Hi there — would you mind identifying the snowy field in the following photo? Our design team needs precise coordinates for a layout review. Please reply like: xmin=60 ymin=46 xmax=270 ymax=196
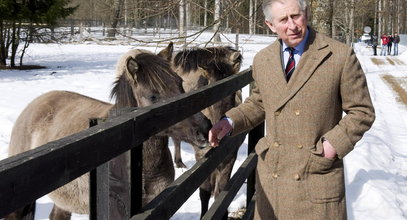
xmin=0 ymin=32 xmax=406 ymax=219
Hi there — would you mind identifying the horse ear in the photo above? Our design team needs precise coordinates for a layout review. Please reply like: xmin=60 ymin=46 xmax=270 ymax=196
xmin=126 ymin=57 xmax=139 ymax=81
xmin=158 ymin=42 xmax=174 ymax=61
xmin=229 ymin=51 xmax=242 ymax=72
xmin=199 ymin=66 xmax=210 ymax=79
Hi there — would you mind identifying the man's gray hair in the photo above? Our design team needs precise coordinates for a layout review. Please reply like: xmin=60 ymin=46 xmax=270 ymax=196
xmin=262 ymin=0 xmax=307 ymax=21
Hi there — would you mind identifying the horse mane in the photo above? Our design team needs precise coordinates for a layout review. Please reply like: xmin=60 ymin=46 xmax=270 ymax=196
xmin=174 ymin=46 xmax=239 ymax=72
xmin=173 ymin=47 xmax=242 ymax=79
xmin=110 ymin=52 xmax=183 ymax=108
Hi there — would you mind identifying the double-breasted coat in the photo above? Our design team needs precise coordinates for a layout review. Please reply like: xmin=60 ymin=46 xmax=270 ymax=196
xmin=226 ymin=28 xmax=375 ymax=219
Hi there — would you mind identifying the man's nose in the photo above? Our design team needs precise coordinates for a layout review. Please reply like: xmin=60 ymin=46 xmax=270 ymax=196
xmin=287 ymin=17 xmax=296 ymax=29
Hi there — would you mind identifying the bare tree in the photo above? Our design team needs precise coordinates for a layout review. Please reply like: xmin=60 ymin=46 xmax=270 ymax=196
xmin=345 ymin=0 xmax=355 ymax=45
xmin=310 ymin=0 xmax=333 ymax=37
xmin=179 ymin=0 xmax=187 ymax=46
xmin=249 ymin=0 xmax=254 ymax=35
xmin=213 ymin=0 xmax=221 ymax=42
xmin=378 ymin=0 xmax=383 ymax=38
xmin=107 ymin=0 xmax=125 ymax=38
xmin=204 ymin=0 xmax=208 ymax=27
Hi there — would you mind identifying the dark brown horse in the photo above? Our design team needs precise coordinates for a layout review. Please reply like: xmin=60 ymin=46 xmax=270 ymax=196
xmin=168 ymin=46 xmax=246 ymax=219
xmin=6 ymin=44 xmax=211 ymax=220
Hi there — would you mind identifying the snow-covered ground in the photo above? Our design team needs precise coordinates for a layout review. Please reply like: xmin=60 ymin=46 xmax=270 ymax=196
xmin=0 ymin=32 xmax=406 ymax=219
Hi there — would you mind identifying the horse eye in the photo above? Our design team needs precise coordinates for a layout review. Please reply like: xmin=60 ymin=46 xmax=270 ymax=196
xmin=150 ymin=95 xmax=158 ymax=102
xmin=198 ymin=76 xmax=209 ymax=86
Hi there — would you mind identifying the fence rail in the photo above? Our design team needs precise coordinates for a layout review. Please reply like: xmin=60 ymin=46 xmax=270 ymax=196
xmin=0 ymin=67 xmax=262 ymax=219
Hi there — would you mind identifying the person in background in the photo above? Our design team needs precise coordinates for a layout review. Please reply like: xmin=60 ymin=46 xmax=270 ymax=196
xmin=208 ymin=0 xmax=375 ymax=219
xmin=387 ymin=34 xmax=393 ymax=55
xmin=372 ymin=34 xmax=378 ymax=56
xmin=393 ymin=32 xmax=400 ymax=55
xmin=381 ymin=34 xmax=389 ymax=56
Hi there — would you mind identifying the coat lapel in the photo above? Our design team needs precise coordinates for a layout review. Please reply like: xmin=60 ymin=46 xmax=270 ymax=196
xmin=263 ymin=42 xmax=287 ymax=97
xmin=275 ymin=29 xmax=331 ymax=110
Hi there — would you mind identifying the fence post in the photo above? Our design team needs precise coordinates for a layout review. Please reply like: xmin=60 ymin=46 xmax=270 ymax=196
xmin=89 ymin=107 xmax=142 ymax=219
xmin=89 ymin=118 xmax=106 ymax=220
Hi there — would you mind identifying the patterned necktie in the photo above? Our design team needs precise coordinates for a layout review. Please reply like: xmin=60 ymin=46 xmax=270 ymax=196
xmin=285 ymin=47 xmax=295 ymax=81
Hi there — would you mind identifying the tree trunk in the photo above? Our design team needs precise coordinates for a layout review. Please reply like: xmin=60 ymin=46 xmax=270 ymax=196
xmin=374 ymin=0 xmax=378 ymax=36
xmin=378 ymin=0 xmax=382 ymax=40
xmin=387 ymin=0 xmax=393 ymax=34
xmin=20 ymin=25 xmax=34 ymax=66
xmin=349 ymin=0 xmax=355 ymax=44
xmin=383 ymin=0 xmax=387 ymax=34
xmin=204 ymin=0 xmax=208 ymax=27
xmin=331 ymin=0 xmax=336 ymax=39
xmin=186 ymin=0 xmax=190 ymax=30
xmin=254 ymin=0 xmax=257 ymax=34
xmin=344 ymin=0 xmax=354 ymax=45
xmin=400 ymin=1 xmax=407 ymax=34
xmin=179 ymin=0 xmax=187 ymax=47
xmin=213 ymin=0 xmax=221 ymax=42
xmin=310 ymin=0 xmax=333 ymax=37
xmin=10 ymin=22 xmax=21 ymax=68
xmin=107 ymin=0 xmax=124 ymax=38
xmin=0 ymin=20 xmax=7 ymax=68
xmin=249 ymin=0 xmax=254 ymax=35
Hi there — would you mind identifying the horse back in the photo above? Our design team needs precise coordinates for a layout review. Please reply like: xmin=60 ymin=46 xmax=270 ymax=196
xmin=8 ymin=90 xmax=113 ymax=156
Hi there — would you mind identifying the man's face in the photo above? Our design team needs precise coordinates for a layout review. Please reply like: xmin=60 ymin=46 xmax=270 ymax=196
xmin=265 ymin=0 xmax=308 ymax=47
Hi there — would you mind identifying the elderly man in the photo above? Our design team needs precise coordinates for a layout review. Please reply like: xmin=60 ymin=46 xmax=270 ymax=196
xmin=209 ymin=0 xmax=375 ymax=219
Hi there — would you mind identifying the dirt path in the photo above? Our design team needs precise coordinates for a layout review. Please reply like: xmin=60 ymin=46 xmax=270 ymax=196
xmin=371 ymin=57 xmax=405 ymax=66
xmin=382 ymin=74 xmax=407 ymax=107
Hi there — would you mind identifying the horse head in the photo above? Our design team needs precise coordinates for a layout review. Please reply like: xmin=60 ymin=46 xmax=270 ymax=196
xmin=111 ymin=45 xmax=211 ymax=148
xmin=170 ymin=46 xmax=243 ymax=124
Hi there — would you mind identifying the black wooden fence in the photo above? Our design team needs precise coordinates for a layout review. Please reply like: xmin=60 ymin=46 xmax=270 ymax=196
xmin=0 ymin=67 xmax=264 ymax=219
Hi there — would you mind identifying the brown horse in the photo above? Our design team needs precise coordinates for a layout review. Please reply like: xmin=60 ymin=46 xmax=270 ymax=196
xmin=6 ymin=44 xmax=211 ymax=220
xmin=168 ymin=46 xmax=246 ymax=219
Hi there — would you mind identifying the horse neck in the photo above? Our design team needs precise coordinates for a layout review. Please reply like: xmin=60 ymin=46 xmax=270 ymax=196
xmin=142 ymin=136 xmax=173 ymax=174
xmin=203 ymin=93 xmax=237 ymax=124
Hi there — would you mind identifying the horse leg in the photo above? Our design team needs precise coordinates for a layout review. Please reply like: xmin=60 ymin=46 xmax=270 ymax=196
xmin=199 ymin=187 xmax=211 ymax=219
xmin=212 ymin=133 xmax=246 ymax=220
xmin=172 ymin=138 xmax=187 ymax=168
xmin=4 ymin=202 xmax=36 ymax=220
xmin=214 ymin=153 xmax=238 ymax=220
xmin=49 ymin=205 xmax=71 ymax=220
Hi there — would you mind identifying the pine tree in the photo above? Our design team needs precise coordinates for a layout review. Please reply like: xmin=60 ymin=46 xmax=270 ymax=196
xmin=0 ymin=0 xmax=76 ymax=68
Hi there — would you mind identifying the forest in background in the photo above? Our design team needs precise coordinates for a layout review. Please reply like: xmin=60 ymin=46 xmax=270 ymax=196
xmin=67 ymin=0 xmax=406 ymax=43
xmin=1 ymin=0 xmax=406 ymax=68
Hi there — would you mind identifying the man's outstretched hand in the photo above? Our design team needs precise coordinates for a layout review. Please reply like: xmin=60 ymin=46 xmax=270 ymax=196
xmin=208 ymin=119 xmax=233 ymax=147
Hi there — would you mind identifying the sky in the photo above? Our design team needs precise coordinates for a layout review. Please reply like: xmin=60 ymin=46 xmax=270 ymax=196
xmin=0 ymin=32 xmax=406 ymax=220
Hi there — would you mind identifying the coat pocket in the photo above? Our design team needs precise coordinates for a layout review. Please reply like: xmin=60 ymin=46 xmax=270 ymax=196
xmin=305 ymin=149 xmax=345 ymax=203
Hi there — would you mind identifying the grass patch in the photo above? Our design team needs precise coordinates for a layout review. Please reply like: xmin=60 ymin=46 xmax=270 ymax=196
xmin=386 ymin=57 xmax=395 ymax=65
xmin=382 ymin=74 xmax=407 ymax=107
xmin=371 ymin=58 xmax=385 ymax=65
xmin=393 ymin=58 xmax=405 ymax=65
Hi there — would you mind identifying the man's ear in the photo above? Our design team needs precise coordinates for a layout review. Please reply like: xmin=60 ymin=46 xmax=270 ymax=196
xmin=265 ymin=20 xmax=276 ymax=33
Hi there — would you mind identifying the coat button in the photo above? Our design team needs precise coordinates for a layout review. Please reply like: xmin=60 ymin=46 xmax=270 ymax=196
xmin=273 ymin=142 xmax=279 ymax=147
xmin=295 ymin=110 xmax=300 ymax=115
xmin=274 ymin=111 xmax=280 ymax=116
xmin=294 ymin=174 xmax=300 ymax=181
xmin=272 ymin=173 xmax=279 ymax=179
xmin=297 ymin=144 xmax=303 ymax=149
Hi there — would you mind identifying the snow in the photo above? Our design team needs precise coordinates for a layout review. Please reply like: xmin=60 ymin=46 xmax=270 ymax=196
xmin=0 ymin=33 xmax=406 ymax=220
